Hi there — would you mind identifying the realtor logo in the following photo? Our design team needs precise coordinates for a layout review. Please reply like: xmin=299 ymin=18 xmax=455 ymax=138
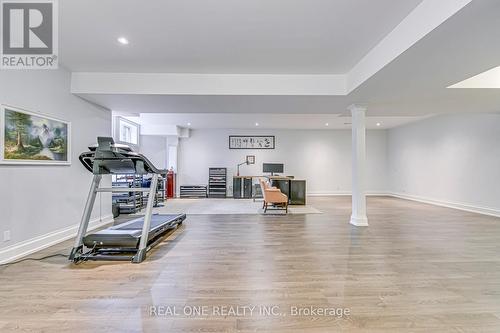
xmin=1 ymin=0 xmax=58 ymax=69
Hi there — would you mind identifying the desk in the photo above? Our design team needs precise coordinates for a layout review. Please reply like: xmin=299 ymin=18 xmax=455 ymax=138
xmin=232 ymin=176 xmax=306 ymax=205
xmin=233 ymin=175 xmax=279 ymax=199
xmin=233 ymin=176 xmax=253 ymax=198
xmin=270 ymin=178 xmax=307 ymax=205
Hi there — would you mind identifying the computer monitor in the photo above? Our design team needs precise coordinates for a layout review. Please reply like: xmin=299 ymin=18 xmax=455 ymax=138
xmin=263 ymin=163 xmax=284 ymax=176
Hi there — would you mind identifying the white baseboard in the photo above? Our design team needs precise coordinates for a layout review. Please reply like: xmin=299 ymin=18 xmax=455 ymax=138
xmin=389 ymin=192 xmax=500 ymax=218
xmin=0 ymin=214 xmax=114 ymax=264
xmin=307 ymin=191 xmax=390 ymax=197
xmin=350 ymin=215 xmax=369 ymax=226
xmin=305 ymin=191 xmax=499 ymax=218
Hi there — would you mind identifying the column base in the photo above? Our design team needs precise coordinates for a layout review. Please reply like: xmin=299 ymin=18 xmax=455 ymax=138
xmin=350 ymin=215 xmax=369 ymax=227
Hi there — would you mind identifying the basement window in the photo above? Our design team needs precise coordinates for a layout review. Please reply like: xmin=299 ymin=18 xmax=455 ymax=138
xmin=114 ymin=116 xmax=140 ymax=146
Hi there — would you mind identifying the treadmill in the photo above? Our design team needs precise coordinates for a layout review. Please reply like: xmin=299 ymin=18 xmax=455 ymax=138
xmin=69 ymin=137 xmax=186 ymax=263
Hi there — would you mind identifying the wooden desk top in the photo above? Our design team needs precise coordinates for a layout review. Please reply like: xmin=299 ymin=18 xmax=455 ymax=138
xmin=232 ymin=175 xmax=302 ymax=181
xmin=232 ymin=175 xmax=264 ymax=179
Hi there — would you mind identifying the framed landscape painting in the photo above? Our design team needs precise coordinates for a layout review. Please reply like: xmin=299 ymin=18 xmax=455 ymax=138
xmin=0 ymin=105 xmax=71 ymax=165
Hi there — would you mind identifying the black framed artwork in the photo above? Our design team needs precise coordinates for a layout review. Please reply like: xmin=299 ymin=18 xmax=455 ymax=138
xmin=229 ymin=136 xmax=275 ymax=149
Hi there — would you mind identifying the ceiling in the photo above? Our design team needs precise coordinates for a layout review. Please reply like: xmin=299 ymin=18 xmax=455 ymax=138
xmin=63 ymin=0 xmax=500 ymax=130
xmin=347 ymin=0 xmax=500 ymax=115
xmin=90 ymin=95 xmax=350 ymax=114
xmin=126 ymin=113 xmax=429 ymax=130
xmin=448 ymin=66 xmax=500 ymax=89
xmin=60 ymin=0 xmax=422 ymax=74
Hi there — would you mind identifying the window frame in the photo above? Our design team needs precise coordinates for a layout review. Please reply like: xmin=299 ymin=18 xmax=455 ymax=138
xmin=113 ymin=116 xmax=140 ymax=149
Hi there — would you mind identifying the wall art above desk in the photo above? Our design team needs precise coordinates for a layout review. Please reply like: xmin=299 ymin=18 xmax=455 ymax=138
xmin=229 ymin=135 xmax=275 ymax=149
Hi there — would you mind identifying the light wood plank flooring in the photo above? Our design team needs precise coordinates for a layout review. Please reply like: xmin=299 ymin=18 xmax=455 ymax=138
xmin=1 ymin=196 xmax=500 ymax=332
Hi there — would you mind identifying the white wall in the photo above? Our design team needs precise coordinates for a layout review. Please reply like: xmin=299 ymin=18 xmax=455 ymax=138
xmin=388 ymin=113 xmax=500 ymax=215
xmin=140 ymin=135 xmax=168 ymax=170
xmin=139 ymin=135 xmax=180 ymax=173
xmin=178 ymin=129 xmax=388 ymax=195
xmin=0 ymin=69 xmax=112 ymax=258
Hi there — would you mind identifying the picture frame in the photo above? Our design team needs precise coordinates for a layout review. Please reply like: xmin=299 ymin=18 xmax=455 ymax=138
xmin=229 ymin=135 xmax=275 ymax=149
xmin=0 ymin=105 xmax=71 ymax=165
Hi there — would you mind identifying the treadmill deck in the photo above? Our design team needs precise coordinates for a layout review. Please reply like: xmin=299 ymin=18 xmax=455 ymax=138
xmin=110 ymin=214 xmax=182 ymax=230
xmin=83 ymin=214 xmax=185 ymax=248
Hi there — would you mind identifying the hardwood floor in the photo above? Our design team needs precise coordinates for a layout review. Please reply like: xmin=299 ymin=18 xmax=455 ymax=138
xmin=1 ymin=196 xmax=500 ymax=332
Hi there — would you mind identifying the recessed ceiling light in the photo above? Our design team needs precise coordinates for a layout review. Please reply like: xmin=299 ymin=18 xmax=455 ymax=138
xmin=117 ymin=37 xmax=129 ymax=45
xmin=376 ymin=122 xmax=381 ymax=127
xmin=255 ymin=122 xmax=259 ymax=126
xmin=325 ymin=123 xmax=329 ymax=126
xmin=187 ymin=122 xmax=191 ymax=126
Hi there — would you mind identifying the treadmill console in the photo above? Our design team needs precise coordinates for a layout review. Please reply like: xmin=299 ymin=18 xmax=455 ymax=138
xmin=88 ymin=137 xmax=134 ymax=153
xmin=79 ymin=137 xmax=166 ymax=175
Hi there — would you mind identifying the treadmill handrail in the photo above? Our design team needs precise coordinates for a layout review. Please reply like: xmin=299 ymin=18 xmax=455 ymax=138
xmin=79 ymin=151 xmax=167 ymax=175
xmin=96 ymin=188 xmax=152 ymax=192
xmin=78 ymin=137 xmax=167 ymax=175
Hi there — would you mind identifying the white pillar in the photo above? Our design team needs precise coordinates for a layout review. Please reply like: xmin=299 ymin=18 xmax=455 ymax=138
xmin=166 ymin=136 xmax=179 ymax=172
xmin=349 ymin=105 xmax=369 ymax=227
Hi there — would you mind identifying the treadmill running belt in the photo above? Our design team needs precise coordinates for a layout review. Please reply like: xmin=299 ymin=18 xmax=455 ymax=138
xmin=83 ymin=214 xmax=185 ymax=249
xmin=117 ymin=215 xmax=181 ymax=230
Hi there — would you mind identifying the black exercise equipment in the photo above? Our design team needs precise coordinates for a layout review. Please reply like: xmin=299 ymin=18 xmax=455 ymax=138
xmin=69 ymin=137 xmax=185 ymax=263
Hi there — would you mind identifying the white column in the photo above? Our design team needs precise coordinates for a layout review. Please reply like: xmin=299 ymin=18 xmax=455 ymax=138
xmin=166 ymin=136 xmax=179 ymax=172
xmin=349 ymin=105 xmax=369 ymax=227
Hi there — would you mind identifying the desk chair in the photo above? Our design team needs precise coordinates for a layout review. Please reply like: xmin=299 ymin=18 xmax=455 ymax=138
xmin=259 ymin=178 xmax=288 ymax=213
